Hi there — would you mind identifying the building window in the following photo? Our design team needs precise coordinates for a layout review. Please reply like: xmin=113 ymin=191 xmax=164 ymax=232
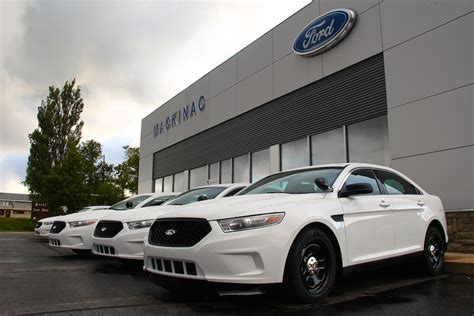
xmin=220 ymin=159 xmax=232 ymax=183
xmin=163 ymin=175 xmax=173 ymax=192
xmin=251 ymin=149 xmax=270 ymax=182
xmin=348 ymin=116 xmax=389 ymax=165
xmin=209 ymin=162 xmax=219 ymax=184
xmin=13 ymin=211 xmax=24 ymax=215
xmin=154 ymin=178 xmax=163 ymax=193
xmin=190 ymin=165 xmax=207 ymax=189
xmin=281 ymin=138 xmax=309 ymax=171
xmin=311 ymin=128 xmax=345 ymax=165
xmin=233 ymin=154 xmax=250 ymax=183
xmin=173 ymin=172 xmax=185 ymax=192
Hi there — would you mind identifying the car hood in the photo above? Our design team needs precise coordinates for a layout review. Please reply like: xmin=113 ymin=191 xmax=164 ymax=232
xmin=156 ymin=193 xmax=327 ymax=221
xmin=60 ymin=209 xmax=117 ymax=222
xmin=39 ymin=215 xmax=63 ymax=223
xmin=99 ymin=205 xmax=181 ymax=223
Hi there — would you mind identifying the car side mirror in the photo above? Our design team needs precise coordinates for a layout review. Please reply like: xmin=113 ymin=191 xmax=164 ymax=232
xmin=197 ymin=195 xmax=208 ymax=202
xmin=338 ymin=183 xmax=373 ymax=198
xmin=315 ymin=177 xmax=333 ymax=192
xmin=125 ymin=201 xmax=133 ymax=209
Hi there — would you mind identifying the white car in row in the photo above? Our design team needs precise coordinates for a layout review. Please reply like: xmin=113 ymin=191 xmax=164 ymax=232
xmin=143 ymin=163 xmax=448 ymax=303
xmin=34 ymin=206 xmax=110 ymax=237
xmin=91 ymin=184 xmax=248 ymax=260
xmin=48 ymin=193 xmax=177 ymax=255
xmin=35 ymin=216 xmax=63 ymax=237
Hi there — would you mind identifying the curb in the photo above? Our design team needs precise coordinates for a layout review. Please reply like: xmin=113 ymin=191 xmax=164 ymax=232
xmin=444 ymin=252 xmax=474 ymax=275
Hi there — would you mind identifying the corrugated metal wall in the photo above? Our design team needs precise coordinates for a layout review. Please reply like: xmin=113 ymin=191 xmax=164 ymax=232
xmin=153 ymin=53 xmax=387 ymax=179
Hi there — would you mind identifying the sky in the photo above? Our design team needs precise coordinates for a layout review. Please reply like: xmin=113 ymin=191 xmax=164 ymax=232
xmin=0 ymin=0 xmax=310 ymax=194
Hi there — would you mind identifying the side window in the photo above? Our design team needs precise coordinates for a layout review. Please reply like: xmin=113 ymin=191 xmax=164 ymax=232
xmin=373 ymin=170 xmax=419 ymax=195
xmin=344 ymin=169 xmax=380 ymax=195
xmin=223 ymin=187 xmax=244 ymax=197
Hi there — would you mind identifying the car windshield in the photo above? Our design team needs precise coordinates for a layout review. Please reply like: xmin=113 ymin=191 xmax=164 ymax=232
xmin=142 ymin=195 xmax=176 ymax=208
xmin=165 ymin=187 xmax=226 ymax=205
xmin=239 ymin=167 xmax=343 ymax=195
xmin=110 ymin=195 xmax=151 ymax=210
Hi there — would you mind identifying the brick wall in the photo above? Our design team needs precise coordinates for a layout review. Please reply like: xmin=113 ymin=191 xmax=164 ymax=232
xmin=446 ymin=211 xmax=474 ymax=254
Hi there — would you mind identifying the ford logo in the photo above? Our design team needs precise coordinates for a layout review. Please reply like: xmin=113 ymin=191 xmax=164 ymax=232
xmin=293 ymin=9 xmax=357 ymax=57
xmin=165 ymin=229 xmax=176 ymax=236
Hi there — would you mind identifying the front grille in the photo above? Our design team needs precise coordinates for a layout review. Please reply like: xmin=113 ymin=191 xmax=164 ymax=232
xmin=50 ymin=221 xmax=66 ymax=234
xmin=149 ymin=257 xmax=198 ymax=276
xmin=49 ymin=238 xmax=61 ymax=246
xmin=35 ymin=222 xmax=42 ymax=228
xmin=94 ymin=221 xmax=123 ymax=238
xmin=148 ymin=218 xmax=211 ymax=247
xmin=93 ymin=244 xmax=116 ymax=255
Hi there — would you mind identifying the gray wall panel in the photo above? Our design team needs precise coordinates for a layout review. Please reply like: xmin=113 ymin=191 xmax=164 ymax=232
xmin=153 ymin=54 xmax=387 ymax=179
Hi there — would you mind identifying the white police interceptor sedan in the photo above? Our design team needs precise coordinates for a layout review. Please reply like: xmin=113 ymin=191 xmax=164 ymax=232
xmin=92 ymin=184 xmax=248 ymax=260
xmin=48 ymin=193 xmax=177 ymax=255
xmin=143 ymin=163 xmax=447 ymax=303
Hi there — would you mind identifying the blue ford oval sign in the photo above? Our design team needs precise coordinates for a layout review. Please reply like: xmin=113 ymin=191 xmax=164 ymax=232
xmin=293 ymin=9 xmax=356 ymax=57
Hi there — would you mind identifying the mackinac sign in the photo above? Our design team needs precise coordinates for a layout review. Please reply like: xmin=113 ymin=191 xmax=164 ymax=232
xmin=153 ymin=95 xmax=206 ymax=138
xmin=293 ymin=9 xmax=357 ymax=57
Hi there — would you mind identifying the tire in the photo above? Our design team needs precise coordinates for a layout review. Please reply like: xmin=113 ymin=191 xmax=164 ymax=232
xmin=421 ymin=226 xmax=445 ymax=276
xmin=72 ymin=249 xmax=92 ymax=257
xmin=283 ymin=228 xmax=337 ymax=304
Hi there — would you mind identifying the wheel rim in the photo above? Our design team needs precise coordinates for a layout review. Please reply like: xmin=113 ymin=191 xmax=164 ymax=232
xmin=427 ymin=234 xmax=443 ymax=270
xmin=300 ymin=242 xmax=329 ymax=294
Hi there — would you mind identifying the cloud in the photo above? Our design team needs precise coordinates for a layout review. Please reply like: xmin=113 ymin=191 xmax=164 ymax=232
xmin=0 ymin=0 xmax=310 ymax=193
xmin=0 ymin=153 xmax=28 ymax=193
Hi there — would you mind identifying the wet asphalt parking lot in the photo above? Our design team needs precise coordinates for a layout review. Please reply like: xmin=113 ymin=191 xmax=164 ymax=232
xmin=0 ymin=232 xmax=473 ymax=315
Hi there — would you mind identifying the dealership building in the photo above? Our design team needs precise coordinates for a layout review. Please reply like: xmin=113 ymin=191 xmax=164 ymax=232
xmin=139 ymin=1 xmax=473 ymax=248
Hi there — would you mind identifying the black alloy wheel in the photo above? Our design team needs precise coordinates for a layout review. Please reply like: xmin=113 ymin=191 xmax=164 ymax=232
xmin=422 ymin=226 xmax=444 ymax=276
xmin=300 ymin=243 xmax=329 ymax=294
xmin=283 ymin=228 xmax=337 ymax=303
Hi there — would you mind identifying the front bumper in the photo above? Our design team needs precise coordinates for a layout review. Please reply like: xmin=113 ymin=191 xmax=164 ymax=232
xmin=48 ymin=224 xmax=95 ymax=250
xmin=35 ymin=226 xmax=52 ymax=237
xmin=92 ymin=228 xmax=147 ymax=260
xmin=143 ymin=221 xmax=290 ymax=284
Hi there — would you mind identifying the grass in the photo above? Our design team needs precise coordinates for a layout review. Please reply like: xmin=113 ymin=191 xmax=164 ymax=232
xmin=0 ymin=217 xmax=36 ymax=232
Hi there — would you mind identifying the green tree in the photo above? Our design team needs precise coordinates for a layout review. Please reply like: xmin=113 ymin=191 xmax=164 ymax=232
xmin=115 ymin=146 xmax=139 ymax=194
xmin=79 ymin=140 xmax=124 ymax=205
xmin=24 ymin=79 xmax=84 ymax=215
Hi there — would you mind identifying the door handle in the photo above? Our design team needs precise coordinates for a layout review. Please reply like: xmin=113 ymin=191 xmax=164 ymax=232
xmin=417 ymin=200 xmax=425 ymax=207
xmin=379 ymin=200 xmax=390 ymax=208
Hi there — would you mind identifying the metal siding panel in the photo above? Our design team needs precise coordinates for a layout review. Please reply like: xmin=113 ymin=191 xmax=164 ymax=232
xmin=153 ymin=54 xmax=386 ymax=179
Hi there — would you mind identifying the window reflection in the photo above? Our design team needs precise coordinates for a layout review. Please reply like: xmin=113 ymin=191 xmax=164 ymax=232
xmin=252 ymin=149 xmax=270 ymax=182
xmin=233 ymin=154 xmax=249 ymax=183
xmin=281 ymin=138 xmax=309 ymax=170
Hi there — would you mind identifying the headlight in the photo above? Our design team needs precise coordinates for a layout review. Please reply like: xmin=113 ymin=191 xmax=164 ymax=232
xmin=69 ymin=219 xmax=97 ymax=228
xmin=218 ymin=212 xmax=285 ymax=233
xmin=43 ymin=221 xmax=53 ymax=226
xmin=127 ymin=219 xmax=154 ymax=230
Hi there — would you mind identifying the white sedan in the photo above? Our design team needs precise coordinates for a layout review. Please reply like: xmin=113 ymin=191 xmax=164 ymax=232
xmin=143 ymin=163 xmax=448 ymax=303
xmin=91 ymin=184 xmax=248 ymax=260
xmin=34 ymin=216 xmax=63 ymax=237
xmin=48 ymin=193 xmax=177 ymax=255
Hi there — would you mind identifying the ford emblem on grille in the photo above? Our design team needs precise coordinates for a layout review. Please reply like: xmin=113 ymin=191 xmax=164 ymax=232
xmin=101 ymin=227 xmax=107 ymax=232
xmin=165 ymin=229 xmax=176 ymax=236
xmin=52 ymin=226 xmax=56 ymax=229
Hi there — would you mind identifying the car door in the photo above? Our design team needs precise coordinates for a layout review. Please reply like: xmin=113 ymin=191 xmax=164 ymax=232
xmin=339 ymin=168 xmax=395 ymax=265
xmin=373 ymin=169 xmax=426 ymax=254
